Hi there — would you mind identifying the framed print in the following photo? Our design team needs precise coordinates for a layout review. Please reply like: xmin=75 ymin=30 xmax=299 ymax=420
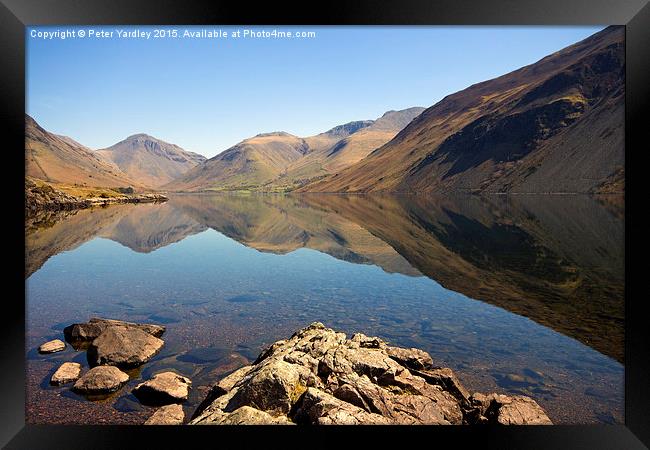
xmin=1 ymin=0 xmax=647 ymax=448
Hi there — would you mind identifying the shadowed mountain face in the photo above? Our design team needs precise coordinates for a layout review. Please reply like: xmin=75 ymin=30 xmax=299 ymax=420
xmin=26 ymin=193 xmax=623 ymax=363
xmin=300 ymin=194 xmax=624 ymax=361
xmin=97 ymin=134 xmax=206 ymax=188
xmin=25 ymin=115 xmax=136 ymax=188
xmin=304 ymin=26 xmax=624 ymax=194
xmin=165 ymin=107 xmax=425 ymax=192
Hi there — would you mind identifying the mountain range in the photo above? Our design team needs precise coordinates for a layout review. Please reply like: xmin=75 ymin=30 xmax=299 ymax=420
xmin=302 ymin=26 xmax=624 ymax=194
xmin=163 ymin=107 xmax=425 ymax=192
xmin=25 ymin=26 xmax=624 ymax=195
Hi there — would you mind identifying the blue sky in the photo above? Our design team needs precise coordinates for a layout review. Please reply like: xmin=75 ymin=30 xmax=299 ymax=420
xmin=27 ymin=26 xmax=604 ymax=158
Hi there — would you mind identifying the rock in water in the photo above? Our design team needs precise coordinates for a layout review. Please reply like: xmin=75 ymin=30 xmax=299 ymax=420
xmin=50 ymin=362 xmax=82 ymax=385
xmin=470 ymin=393 xmax=553 ymax=425
xmin=39 ymin=339 xmax=65 ymax=354
xmin=144 ymin=404 xmax=185 ymax=425
xmin=87 ymin=325 xmax=164 ymax=368
xmin=64 ymin=317 xmax=165 ymax=345
xmin=189 ymin=322 xmax=553 ymax=425
xmin=133 ymin=372 xmax=192 ymax=405
xmin=72 ymin=366 xmax=129 ymax=394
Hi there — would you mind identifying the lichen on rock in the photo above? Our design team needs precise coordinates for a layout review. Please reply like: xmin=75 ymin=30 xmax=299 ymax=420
xmin=189 ymin=322 xmax=553 ymax=425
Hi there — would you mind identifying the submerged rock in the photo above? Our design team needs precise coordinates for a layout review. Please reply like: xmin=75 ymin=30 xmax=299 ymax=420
xmin=72 ymin=366 xmax=129 ymax=395
xmin=189 ymin=322 xmax=553 ymax=425
xmin=64 ymin=318 xmax=165 ymax=345
xmin=133 ymin=372 xmax=192 ymax=405
xmin=50 ymin=362 xmax=82 ymax=385
xmin=39 ymin=339 xmax=66 ymax=354
xmin=144 ymin=404 xmax=185 ymax=425
xmin=87 ymin=325 xmax=164 ymax=368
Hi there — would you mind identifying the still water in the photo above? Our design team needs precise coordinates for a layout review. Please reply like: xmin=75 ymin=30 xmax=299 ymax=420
xmin=25 ymin=194 xmax=624 ymax=424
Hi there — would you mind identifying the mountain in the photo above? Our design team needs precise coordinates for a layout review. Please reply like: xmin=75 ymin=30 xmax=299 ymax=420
xmin=302 ymin=26 xmax=624 ymax=194
xmin=271 ymin=108 xmax=426 ymax=190
xmin=164 ymin=107 xmax=424 ymax=192
xmin=25 ymin=115 xmax=136 ymax=188
xmin=166 ymin=132 xmax=311 ymax=192
xmin=97 ymin=134 xmax=206 ymax=188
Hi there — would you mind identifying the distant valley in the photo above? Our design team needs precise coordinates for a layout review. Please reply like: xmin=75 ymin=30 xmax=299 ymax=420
xmin=164 ymin=107 xmax=425 ymax=192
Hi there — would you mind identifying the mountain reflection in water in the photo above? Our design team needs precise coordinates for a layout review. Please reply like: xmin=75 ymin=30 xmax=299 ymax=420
xmin=25 ymin=193 xmax=624 ymax=425
xmin=26 ymin=193 xmax=624 ymax=363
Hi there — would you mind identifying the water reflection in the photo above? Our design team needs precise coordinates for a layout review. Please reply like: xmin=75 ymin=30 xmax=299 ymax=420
xmin=27 ymin=194 xmax=623 ymax=362
xmin=25 ymin=193 xmax=624 ymax=424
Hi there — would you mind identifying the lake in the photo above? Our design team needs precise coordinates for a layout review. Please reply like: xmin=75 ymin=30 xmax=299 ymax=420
xmin=25 ymin=193 xmax=624 ymax=424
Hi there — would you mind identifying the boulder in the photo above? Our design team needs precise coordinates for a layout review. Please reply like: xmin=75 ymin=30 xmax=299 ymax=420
xmin=133 ymin=372 xmax=192 ymax=405
xmin=64 ymin=318 xmax=165 ymax=344
xmin=87 ymin=325 xmax=164 ymax=368
xmin=144 ymin=404 xmax=185 ymax=425
xmin=188 ymin=322 xmax=553 ymax=426
xmin=38 ymin=339 xmax=65 ymax=354
xmin=50 ymin=362 xmax=82 ymax=385
xmin=72 ymin=366 xmax=129 ymax=394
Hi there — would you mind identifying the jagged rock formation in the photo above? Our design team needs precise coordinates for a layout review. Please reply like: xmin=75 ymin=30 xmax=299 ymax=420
xmin=190 ymin=323 xmax=552 ymax=425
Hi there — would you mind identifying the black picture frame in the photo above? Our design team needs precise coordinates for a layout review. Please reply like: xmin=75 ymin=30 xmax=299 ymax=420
xmin=2 ymin=0 xmax=647 ymax=448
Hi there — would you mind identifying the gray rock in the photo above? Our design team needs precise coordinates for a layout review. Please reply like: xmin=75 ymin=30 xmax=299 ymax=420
xmin=133 ymin=371 xmax=192 ymax=405
xmin=144 ymin=404 xmax=185 ymax=425
xmin=87 ymin=325 xmax=164 ymax=368
xmin=39 ymin=339 xmax=65 ymax=354
xmin=50 ymin=362 xmax=82 ymax=385
xmin=188 ymin=322 xmax=552 ymax=425
xmin=72 ymin=365 xmax=129 ymax=394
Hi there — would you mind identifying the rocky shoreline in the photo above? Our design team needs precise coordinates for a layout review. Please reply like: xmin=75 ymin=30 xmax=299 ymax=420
xmin=25 ymin=179 xmax=167 ymax=216
xmin=38 ymin=319 xmax=552 ymax=425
